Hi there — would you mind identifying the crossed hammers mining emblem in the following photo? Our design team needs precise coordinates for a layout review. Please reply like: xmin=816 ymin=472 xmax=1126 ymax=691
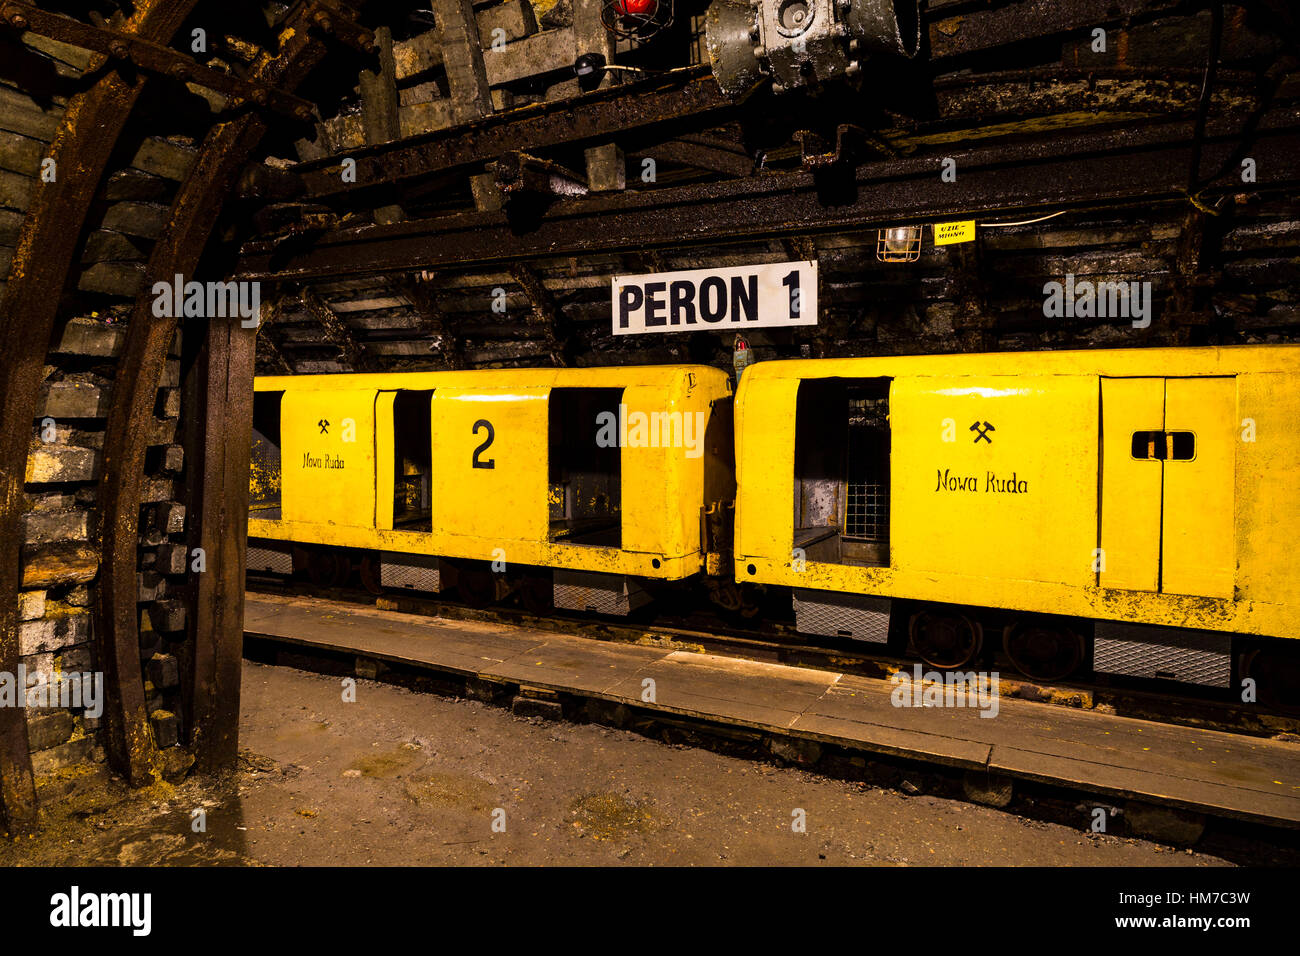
xmin=970 ymin=421 xmax=995 ymax=443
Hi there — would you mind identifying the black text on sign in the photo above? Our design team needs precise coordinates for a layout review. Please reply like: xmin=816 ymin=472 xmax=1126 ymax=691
xmin=612 ymin=261 xmax=818 ymax=335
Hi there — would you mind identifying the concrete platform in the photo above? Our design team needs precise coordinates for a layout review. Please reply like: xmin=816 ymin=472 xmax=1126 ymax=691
xmin=244 ymin=593 xmax=1300 ymax=830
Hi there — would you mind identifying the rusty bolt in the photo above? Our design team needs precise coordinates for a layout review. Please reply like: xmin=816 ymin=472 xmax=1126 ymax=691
xmin=108 ymin=39 xmax=129 ymax=58
xmin=8 ymin=12 xmax=28 ymax=30
xmin=251 ymin=88 xmax=268 ymax=105
xmin=169 ymin=63 xmax=190 ymax=81
xmin=312 ymin=12 xmax=333 ymax=32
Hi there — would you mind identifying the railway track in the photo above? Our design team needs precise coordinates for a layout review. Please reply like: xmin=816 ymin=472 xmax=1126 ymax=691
xmin=246 ymin=576 xmax=1300 ymax=742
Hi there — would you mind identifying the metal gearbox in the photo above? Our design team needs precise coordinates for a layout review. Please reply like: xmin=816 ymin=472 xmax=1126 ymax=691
xmin=706 ymin=0 xmax=920 ymax=97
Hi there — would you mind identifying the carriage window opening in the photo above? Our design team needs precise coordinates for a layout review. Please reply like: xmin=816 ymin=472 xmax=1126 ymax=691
xmin=1130 ymin=430 xmax=1195 ymax=461
xmin=393 ymin=390 xmax=433 ymax=532
xmin=549 ymin=388 xmax=623 ymax=548
xmin=792 ymin=377 xmax=891 ymax=569
xmin=1168 ymin=432 xmax=1195 ymax=460
xmin=250 ymin=391 xmax=283 ymax=520
xmin=1131 ymin=431 xmax=1162 ymax=460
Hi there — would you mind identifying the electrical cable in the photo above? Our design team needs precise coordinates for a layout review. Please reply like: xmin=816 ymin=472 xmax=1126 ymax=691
xmin=975 ymin=210 xmax=1068 ymax=228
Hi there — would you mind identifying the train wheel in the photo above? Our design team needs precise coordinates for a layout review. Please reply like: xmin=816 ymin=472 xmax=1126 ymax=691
xmin=518 ymin=573 xmax=552 ymax=616
xmin=307 ymin=549 xmax=348 ymax=588
xmin=1003 ymin=621 xmax=1085 ymax=683
xmin=456 ymin=565 xmax=497 ymax=608
xmin=911 ymin=609 xmax=982 ymax=670
xmin=358 ymin=553 xmax=383 ymax=595
xmin=1241 ymin=645 xmax=1300 ymax=713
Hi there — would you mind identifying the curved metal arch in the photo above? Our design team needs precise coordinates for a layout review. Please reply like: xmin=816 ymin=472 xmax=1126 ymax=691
xmin=0 ymin=0 xmax=199 ymax=835
xmin=96 ymin=13 xmax=330 ymax=784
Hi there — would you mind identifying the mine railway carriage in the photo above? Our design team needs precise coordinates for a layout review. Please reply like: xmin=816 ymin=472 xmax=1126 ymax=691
xmin=246 ymin=365 xmax=735 ymax=614
xmin=734 ymin=345 xmax=1300 ymax=690
xmin=246 ymin=346 xmax=1300 ymax=700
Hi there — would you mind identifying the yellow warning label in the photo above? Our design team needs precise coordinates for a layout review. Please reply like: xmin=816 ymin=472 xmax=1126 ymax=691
xmin=933 ymin=220 xmax=977 ymax=246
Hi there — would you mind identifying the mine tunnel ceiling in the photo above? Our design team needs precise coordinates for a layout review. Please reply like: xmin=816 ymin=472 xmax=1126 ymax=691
xmin=2 ymin=0 xmax=1299 ymax=379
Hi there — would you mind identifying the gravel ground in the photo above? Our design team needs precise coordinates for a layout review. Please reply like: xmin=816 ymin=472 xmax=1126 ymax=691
xmin=0 ymin=660 xmax=1244 ymax=866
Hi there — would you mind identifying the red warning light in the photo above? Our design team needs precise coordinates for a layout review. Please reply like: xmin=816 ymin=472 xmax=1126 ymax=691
xmin=601 ymin=0 xmax=672 ymax=41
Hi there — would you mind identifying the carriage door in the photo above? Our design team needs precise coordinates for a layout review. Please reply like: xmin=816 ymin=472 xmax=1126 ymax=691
xmin=1099 ymin=377 xmax=1235 ymax=599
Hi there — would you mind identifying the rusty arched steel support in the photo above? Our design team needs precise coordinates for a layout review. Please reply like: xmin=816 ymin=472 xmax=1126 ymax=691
xmin=0 ymin=0 xmax=198 ymax=834
xmin=96 ymin=13 xmax=330 ymax=783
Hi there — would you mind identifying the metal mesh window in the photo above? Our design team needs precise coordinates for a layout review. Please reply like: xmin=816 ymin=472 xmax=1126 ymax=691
xmin=845 ymin=482 xmax=889 ymax=540
xmin=844 ymin=395 xmax=889 ymax=543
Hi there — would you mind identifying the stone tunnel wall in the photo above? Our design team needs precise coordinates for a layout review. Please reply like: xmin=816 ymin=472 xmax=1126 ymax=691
xmin=2 ymin=43 xmax=204 ymax=799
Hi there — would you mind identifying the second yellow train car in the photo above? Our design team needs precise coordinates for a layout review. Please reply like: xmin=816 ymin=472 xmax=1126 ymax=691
xmin=733 ymin=345 xmax=1300 ymax=689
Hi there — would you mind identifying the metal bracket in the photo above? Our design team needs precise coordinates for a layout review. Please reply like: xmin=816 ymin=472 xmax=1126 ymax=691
xmin=290 ymin=0 xmax=378 ymax=55
xmin=795 ymin=124 xmax=867 ymax=168
xmin=489 ymin=151 xmax=590 ymax=199
xmin=0 ymin=1 xmax=317 ymax=120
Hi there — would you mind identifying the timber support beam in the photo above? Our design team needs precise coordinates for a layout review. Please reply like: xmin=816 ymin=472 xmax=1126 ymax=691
xmin=237 ymin=108 xmax=1300 ymax=280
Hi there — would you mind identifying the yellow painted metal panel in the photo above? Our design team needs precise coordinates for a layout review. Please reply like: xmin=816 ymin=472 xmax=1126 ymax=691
xmin=1162 ymin=377 xmax=1235 ymax=599
xmin=429 ymin=387 xmax=549 ymax=550
xmin=374 ymin=391 xmax=397 ymax=531
xmin=280 ymin=388 xmax=377 ymax=531
xmin=733 ymin=376 xmax=801 ymax=565
xmin=1099 ymin=377 xmax=1164 ymax=592
xmin=891 ymin=375 xmax=1098 ymax=586
xmin=620 ymin=384 xmax=687 ymax=557
xmin=1235 ymin=373 xmax=1300 ymax=609
xmin=720 ymin=345 xmax=1300 ymax=390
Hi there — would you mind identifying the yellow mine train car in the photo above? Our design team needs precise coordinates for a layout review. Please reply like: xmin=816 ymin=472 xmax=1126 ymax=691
xmin=734 ymin=345 xmax=1300 ymax=689
xmin=247 ymin=365 xmax=734 ymax=613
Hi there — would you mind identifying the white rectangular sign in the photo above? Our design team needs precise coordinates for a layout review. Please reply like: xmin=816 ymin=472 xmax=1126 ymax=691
xmin=611 ymin=260 xmax=817 ymax=335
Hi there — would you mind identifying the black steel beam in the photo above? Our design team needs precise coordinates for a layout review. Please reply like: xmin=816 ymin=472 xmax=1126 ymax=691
xmin=292 ymin=68 xmax=733 ymax=200
xmin=237 ymin=108 xmax=1300 ymax=281
xmin=928 ymin=0 xmax=1188 ymax=61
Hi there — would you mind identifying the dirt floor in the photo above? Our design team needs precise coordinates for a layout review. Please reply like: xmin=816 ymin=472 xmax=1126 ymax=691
xmin=0 ymin=660 xmax=1264 ymax=866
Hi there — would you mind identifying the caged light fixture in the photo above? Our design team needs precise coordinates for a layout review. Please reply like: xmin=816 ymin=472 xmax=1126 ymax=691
xmin=601 ymin=0 xmax=674 ymax=42
xmin=876 ymin=225 xmax=923 ymax=263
